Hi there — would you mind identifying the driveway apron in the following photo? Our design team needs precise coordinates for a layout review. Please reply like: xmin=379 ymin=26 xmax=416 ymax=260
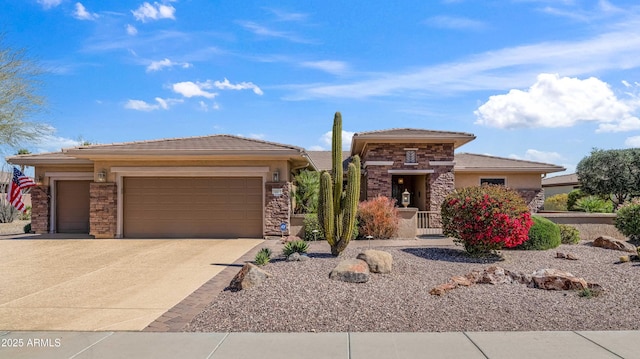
xmin=0 ymin=239 xmax=262 ymax=331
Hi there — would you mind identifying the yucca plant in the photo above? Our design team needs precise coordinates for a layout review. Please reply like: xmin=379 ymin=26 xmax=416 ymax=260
xmin=282 ymin=240 xmax=309 ymax=257
xmin=318 ymin=112 xmax=361 ymax=256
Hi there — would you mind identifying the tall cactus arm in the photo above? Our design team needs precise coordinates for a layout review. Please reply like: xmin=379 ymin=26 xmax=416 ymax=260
xmin=340 ymin=155 xmax=361 ymax=242
xmin=318 ymin=170 xmax=335 ymax=246
xmin=332 ymin=112 xmax=343 ymax=216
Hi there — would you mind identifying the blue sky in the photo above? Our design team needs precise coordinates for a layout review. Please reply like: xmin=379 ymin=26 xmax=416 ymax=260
xmin=3 ymin=0 xmax=640 ymax=175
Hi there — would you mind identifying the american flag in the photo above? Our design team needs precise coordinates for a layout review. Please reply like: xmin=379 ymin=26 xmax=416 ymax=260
xmin=7 ymin=167 xmax=36 ymax=213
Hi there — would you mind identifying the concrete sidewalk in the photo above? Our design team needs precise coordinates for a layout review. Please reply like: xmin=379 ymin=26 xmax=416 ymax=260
xmin=1 ymin=331 xmax=637 ymax=359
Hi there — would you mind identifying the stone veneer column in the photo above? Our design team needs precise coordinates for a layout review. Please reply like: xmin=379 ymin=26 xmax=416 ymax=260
xmin=264 ymin=182 xmax=291 ymax=237
xmin=89 ymin=182 xmax=117 ymax=239
xmin=517 ymin=188 xmax=544 ymax=213
xmin=30 ymin=185 xmax=50 ymax=234
xmin=365 ymin=166 xmax=393 ymax=200
xmin=428 ymin=168 xmax=454 ymax=226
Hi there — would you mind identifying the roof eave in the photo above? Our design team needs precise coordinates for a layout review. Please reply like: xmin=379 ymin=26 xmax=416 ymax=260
xmin=455 ymin=166 xmax=566 ymax=173
xmin=351 ymin=135 xmax=476 ymax=155
xmin=64 ymin=149 xmax=305 ymax=159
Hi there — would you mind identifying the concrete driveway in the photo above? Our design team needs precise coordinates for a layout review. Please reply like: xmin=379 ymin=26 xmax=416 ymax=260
xmin=0 ymin=239 xmax=262 ymax=331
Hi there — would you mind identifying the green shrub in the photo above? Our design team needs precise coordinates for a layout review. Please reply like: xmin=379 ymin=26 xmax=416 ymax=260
xmin=544 ymin=194 xmax=568 ymax=211
xmin=357 ymin=196 xmax=399 ymax=239
xmin=441 ymin=185 xmax=532 ymax=255
xmin=567 ymin=189 xmax=586 ymax=211
xmin=303 ymin=214 xmax=324 ymax=241
xmin=18 ymin=206 xmax=31 ymax=221
xmin=558 ymin=224 xmax=581 ymax=244
xmin=23 ymin=223 xmax=31 ymax=233
xmin=518 ymin=216 xmax=561 ymax=250
xmin=254 ymin=248 xmax=272 ymax=266
xmin=283 ymin=240 xmax=309 ymax=257
xmin=575 ymin=196 xmax=614 ymax=213
xmin=615 ymin=198 xmax=640 ymax=241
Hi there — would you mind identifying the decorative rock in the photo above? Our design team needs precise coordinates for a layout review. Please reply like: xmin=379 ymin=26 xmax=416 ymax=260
xmin=450 ymin=275 xmax=473 ymax=287
xmin=593 ymin=236 xmax=637 ymax=253
xmin=556 ymin=252 xmax=566 ymax=259
xmin=566 ymin=253 xmax=579 ymax=261
xmin=531 ymin=268 xmax=588 ymax=290
xmin=429 ymin=282 xmax=457 ymax=296
xmin=356 ymin=250 xmax=393 ymax=274
xmin=228 ymin=263 xmax=272 ymax=291
xmin=329 ymin=259 xmax=370 ymax=283
xmin=286 ymin=253 xmax=309 ymax=262
xmin=478 ymin=266 xmax=514 ymax=285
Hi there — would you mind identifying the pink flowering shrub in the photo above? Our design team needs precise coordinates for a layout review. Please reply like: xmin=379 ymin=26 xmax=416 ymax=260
xmin=441 ymin=185 xmax=533 ymax=255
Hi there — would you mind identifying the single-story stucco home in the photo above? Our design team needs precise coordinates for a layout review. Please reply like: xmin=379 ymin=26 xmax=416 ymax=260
xmin=541 ymin=173 xmax=580 ymax=197
xmin=7 ymin=128 xmax=564 ymax=239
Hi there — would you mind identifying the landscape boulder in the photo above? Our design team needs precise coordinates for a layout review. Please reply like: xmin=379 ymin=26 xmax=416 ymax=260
xmin=593 ymin=236 xmax=637 ymax=253
xmin=329 ymin=259 xmax=370 ymax=283
xmin=530 ymin=268 xmax=588 ymax=290
xmin=228 ymin=263 xmax=272 ymax=291
xmin=356 ymin=250 xmax=393 ymax=273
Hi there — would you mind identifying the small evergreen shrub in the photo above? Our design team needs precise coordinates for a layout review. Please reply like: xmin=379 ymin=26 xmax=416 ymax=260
xmin=567 ymin=189 xmax=586 ymax=211
xmin=558 ymin=224 xmax=581 ymax=244
xmin=544 ymin=194 xmax=568 ymax=211
xmin=441 ymin=185 xmax=533 ymax=255
xmin=283 ymin=240 xmax=309 ymax=257
xmin=518 ymin=216 xmax=561 ymax=250
xmin=357 ymin=196 xmax=400 ymax=239
xmin=303 ymin=214 xmax=324 ymax=241
xmin=575 ymin=196 xmax=614 ymax=213
xmin=615 ymin=198 xmax=640 ymax=241
xmin=254 ymin=248 xmax=272 ymax=266
xmin=24 ymin=223 xmax=31 ymax=233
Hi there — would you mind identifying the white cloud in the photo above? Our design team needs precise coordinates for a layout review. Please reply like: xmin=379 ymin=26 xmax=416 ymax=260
xmin=126 ymin=24 xmax=138 ymax=35
xmin=35 ymin=135 xmax=82 ymax=153
xmin=213 ymin=78 xmax=263 ymax=95
xmin=124 ymin=97 xmax=182 ymax=111
xmin=198 ymin=101 xmax=220 ymax=112
xmin=73 ymin=3 xmax=98 ymax=20
xmin=291 ymin=19 xmax=640 ymax=99
xmin=510 ymin=149 xmax=574 ymax=172
xmin=474 ymin=73 xmax=640 ymax=132
xmin=146 ymin=58 xmax=192 ymax=72
xmin=267 ymin=9 xmax=308 ymax=22
xmin=37 ymin=0 xmax=62 ymax=9
xmin=237 ymin=21 xmax=312 ymax=43
xmin=321 ymin=130 xmax=355 ymax=151
xmin=307 ymin=145 xmax=324 ymax=151
xmin=172 ymin=82 xmax=217 ymax=99
xmin=424 ymin=15 xmax=486 ymax=30
xmin=300 ymin=61 xmax=349 ymax=75
xmin=624 ymin=136 xmax=640 ymax=147
xmin=132 ymin=2 xmax=176 ymax=22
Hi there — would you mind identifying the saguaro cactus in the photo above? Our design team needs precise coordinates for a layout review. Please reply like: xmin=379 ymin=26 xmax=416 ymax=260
xmin=318 ymin=112 xmax=361 ymax=256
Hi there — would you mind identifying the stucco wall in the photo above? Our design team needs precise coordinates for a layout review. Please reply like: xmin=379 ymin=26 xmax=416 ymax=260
xmin=455 ymin=172 xmax=542 ymax=189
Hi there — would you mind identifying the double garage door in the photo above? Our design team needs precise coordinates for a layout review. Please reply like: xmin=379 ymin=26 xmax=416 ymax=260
xmin=123 ymin=177 xmax=263 ymax=238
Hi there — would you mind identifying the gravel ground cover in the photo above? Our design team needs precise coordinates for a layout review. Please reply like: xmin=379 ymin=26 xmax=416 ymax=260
xmin=186 ymin=239 xmax=640 ymax=333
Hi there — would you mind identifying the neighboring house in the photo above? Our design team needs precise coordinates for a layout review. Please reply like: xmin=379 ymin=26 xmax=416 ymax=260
xmin=7 ymin=128 xmax=564 ymax=238
xmin=541 ymin=173 xmax=580 ymax=197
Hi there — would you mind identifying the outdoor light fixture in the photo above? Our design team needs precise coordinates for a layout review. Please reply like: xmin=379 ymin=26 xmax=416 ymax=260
xmin=402 ymin=189 xmax=410 ymax=208
xmin=398 ymin=178 xmax=404 ymax=185
xmin=97 ymin=169 xmax=107 ymax=182
xmin=272 ymin=169 xmax=279 ymax=182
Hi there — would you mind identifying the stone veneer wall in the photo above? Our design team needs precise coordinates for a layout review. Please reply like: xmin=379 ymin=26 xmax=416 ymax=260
xmin=30 ymin=185 xmax=49 ymax=234
xmin=517 ymin=188 xmax=544 ymax=213
xmin=89 ymin=183 xmax=117 ymax=239
xmin=363 ymin=143 xmax=455 ymax=213
xmin=264 ymin=182 xmax=291 ymax=236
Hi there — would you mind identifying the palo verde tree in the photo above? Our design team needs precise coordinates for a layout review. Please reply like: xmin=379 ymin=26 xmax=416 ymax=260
xmin=318 ymin=112 xmax=361 ymax=256
xmin=576 ymin=148 xmax=640 ymax=207
xmin=0 ymin=34 xmax=52 ymax=148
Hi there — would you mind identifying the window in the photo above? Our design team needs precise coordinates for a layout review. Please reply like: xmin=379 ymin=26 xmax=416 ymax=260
xmin=480 ymin=178 xmax=505 ymax=186
xmin=405 ymin=150 xmax=417 ymax=164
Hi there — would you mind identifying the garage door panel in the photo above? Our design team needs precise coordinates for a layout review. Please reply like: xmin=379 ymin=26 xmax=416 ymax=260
xmin=124 ymin=177 xmax=263 ymax=238
xmin=56 ymin=181 xmax=91 ymax=233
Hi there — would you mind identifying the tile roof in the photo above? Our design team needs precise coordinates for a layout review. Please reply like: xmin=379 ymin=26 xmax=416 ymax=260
xmin=542 ymin=173 xmax=579 ymax=186
xmin=454 ymin=153 xmax=565 ymax=173
xmin=66 ymin=134 xmax=305 ymax=153
xmin=353 ymin=128 xmax=475 ymax=138
xmin=305 ymin=151 xmax=351 ymax=171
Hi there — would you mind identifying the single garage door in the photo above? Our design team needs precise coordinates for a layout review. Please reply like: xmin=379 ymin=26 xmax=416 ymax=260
xmin=56 ymin=180 xmax=91 ymax=233
xmin=123 ymin=177 xmax=263 ymax=238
